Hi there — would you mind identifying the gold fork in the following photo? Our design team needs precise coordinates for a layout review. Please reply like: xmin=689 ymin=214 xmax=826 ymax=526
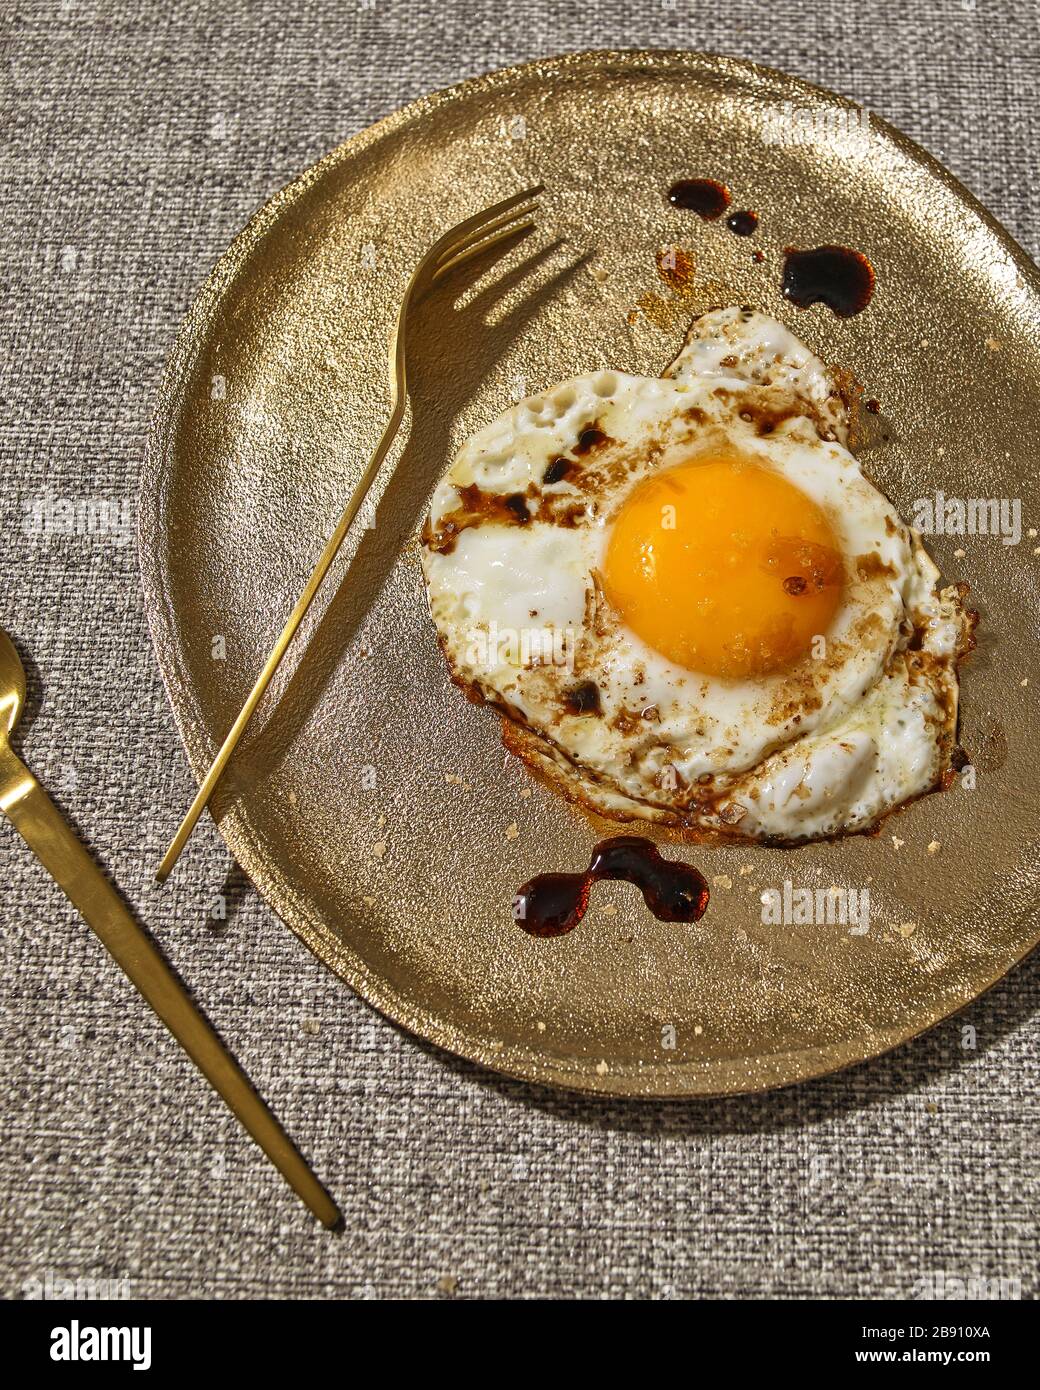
xmin=157 ymin=184 xmax=544 ymax=881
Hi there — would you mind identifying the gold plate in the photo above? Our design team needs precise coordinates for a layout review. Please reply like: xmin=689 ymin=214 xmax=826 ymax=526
xmin=140 ymin=51 xmax=1040 ymax=1097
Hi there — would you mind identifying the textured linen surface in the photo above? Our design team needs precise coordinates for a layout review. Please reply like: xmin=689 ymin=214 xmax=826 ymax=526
xmin=1 ymin=0 xmax=1038 ymax=1301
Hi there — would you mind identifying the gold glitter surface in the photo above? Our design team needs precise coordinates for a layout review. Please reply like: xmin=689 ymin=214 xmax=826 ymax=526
xmin=140 ymin=51 xmax=1040 ymax=1096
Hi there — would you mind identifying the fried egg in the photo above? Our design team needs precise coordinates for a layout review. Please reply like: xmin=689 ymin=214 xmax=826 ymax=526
xmin=663 ymin=305 xmax=854 ymax=445
xmin=420 ymin=310 xmax=974 ymax=843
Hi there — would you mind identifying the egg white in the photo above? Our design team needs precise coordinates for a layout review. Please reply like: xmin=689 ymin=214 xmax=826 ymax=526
xmin=421 ymin=314 xmax=973 ymax=842
xmin=664 ymin=305 xmax=854 ymax=444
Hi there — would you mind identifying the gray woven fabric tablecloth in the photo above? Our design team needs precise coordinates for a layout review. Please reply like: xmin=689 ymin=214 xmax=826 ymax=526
xmin=1 ymin=0 xmax=1038 ymax=1302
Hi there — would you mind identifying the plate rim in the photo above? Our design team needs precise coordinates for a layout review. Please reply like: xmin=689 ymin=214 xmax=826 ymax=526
xmin=139 ymin=47 xmax=1040 ymax=1098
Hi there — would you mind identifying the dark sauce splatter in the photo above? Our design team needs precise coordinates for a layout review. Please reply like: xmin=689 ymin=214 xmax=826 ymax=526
xmin=563 ymin=680 xmax=601 ymax=716
xmin=782 ymin=245 xmax=875 ymax=318
xmin=726 ymin=209 xmax=758 ymax=236
xmin=423 ymin=482 xmax=531 ymax=555
xmin=573 ymin=425 xmax=608 ymax=455
xmin=950 ymin=745 xmax=970 ymax=772
xmin=543 ymin=455 xmax=575 ymax=484
xmin=865 ymin=397 xmax=881 ymax=414
xmin=752 ymin=248 xmax=766 ymax=264
xmin=515 ymin=836 xmax=710 ymax=939
xmin=668 ymin=178 xmax=731 ymax=220
xmin=656 ymin=245 xmax=695 ymax=290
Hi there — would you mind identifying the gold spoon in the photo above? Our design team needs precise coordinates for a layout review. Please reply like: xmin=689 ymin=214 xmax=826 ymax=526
xmin=0 ymin=627 xmax=340 ymax=1228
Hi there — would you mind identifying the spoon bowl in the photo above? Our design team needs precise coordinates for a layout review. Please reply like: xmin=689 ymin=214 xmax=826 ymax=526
xmin=0 ymin=628 xmax=26 ymax=741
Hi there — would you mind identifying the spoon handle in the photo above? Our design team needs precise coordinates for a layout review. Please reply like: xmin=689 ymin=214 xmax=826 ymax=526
xmin=0 ymin=744 xmax=341 ymax=1229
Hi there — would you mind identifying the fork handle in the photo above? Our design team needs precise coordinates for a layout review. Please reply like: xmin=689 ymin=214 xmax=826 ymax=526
xmin=157 ymin=401 xmax=405 ymax=881
xmin=0 ymin=743 xmax=340 ymax=1227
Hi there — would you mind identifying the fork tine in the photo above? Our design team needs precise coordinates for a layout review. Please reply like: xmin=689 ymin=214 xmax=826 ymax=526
xmin=424 ymin=184 xmax=545 ymax=265
xmin=432 ymin=199 xmax=540 ymax=272
xmin=431 ymin=219 xmax=537 ymax=284
xmin=431 ymin=209 xmax=539 ymax=282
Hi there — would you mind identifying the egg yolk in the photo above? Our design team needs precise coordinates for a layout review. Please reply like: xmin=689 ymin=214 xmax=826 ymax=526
xmin=602 ymin=454 xmax=844 ymax=679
